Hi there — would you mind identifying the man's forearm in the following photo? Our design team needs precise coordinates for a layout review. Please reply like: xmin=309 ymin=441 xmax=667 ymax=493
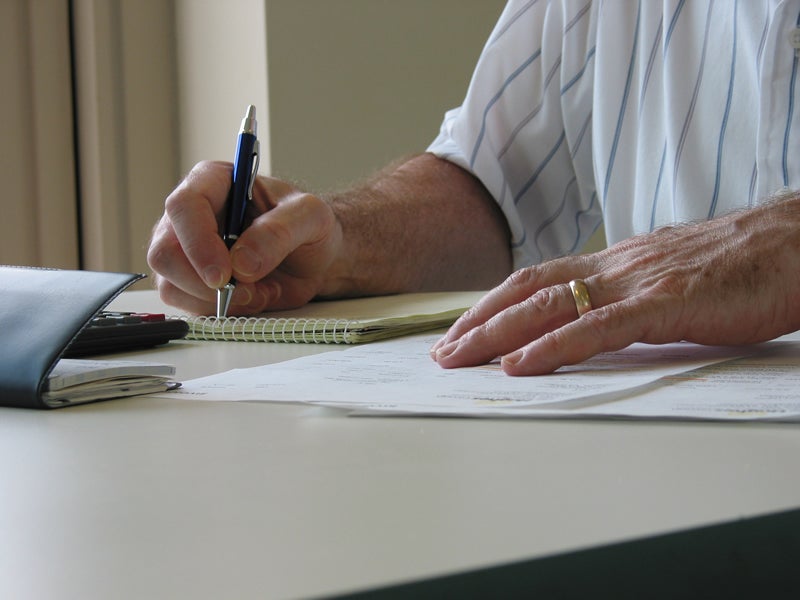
xmin=323 ymin=153 xmax=512 ymax=296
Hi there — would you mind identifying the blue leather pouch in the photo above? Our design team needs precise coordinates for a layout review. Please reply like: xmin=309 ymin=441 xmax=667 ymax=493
xmin=0 ymin=266 xmax=143 ymax=408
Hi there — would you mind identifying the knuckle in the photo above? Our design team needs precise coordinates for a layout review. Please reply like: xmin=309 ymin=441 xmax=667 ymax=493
xmin=164 ymin=190 xmax=191 ymax=221
xmin=296 ymin=191 xmax=322 ymax=208
xmin=502 ymin=268 xmax=547 ymax=300
xmin=651 ymin=273 xmax=685 ymax=296
xmin=294 ymin=192 xmax=332 ymax=226
xmin=578 ymin=308 xmax=608 ymax=339
xmin=506 ymin=267 xmax=540 ymax=290
xmin=186 ymin=160 xmax=228 ymax=185
xmin=458 ymin=304 xmax=481 ymax=325
xmin=193 ymin=159 xmax=219 ymax=173
xmin=524 ymin=285 xmax=560 ymax=311
xmin=542 ymin=327 xmax=572 ymax=355
xmin=155 ymin=278 xmax=179 ymax=304
xmin=146 ymin=236 xmax=176 ymax=272
xmin=264 ymin=218 xmax=295 ymax=249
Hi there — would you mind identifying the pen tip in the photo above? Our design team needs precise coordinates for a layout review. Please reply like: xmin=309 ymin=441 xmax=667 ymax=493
xmin=216 ymin=284 xmax=235 ymax=318
xmin=246 ymin=104 xmax=256 ymax=119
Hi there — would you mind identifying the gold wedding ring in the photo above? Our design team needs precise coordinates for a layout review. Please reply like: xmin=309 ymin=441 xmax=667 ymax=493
xmin=569 ymin=279 xmax=593 ymax=317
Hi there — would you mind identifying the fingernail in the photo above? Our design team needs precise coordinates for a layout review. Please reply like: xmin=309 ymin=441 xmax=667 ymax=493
xmin=502 ymin=350 xmax=523 ymax=367
xmin=264 ymin=281 xmax=281 ymax=307
xmin=429 ymin=336 xmax=447 ymax=355
xmin=435 ymin=341 xmax=458 ymax=361
xmin=231 ymin=246 xmax=261 ymax=277
xmin=234 ymin=285 xmax=253 ymax=306
xmin=202 ymin=265 xmax=224 ymax=289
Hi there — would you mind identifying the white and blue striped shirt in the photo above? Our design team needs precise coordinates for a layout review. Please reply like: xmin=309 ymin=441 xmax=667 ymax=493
xmin=428 ymin=0 xmax=800 ymax=269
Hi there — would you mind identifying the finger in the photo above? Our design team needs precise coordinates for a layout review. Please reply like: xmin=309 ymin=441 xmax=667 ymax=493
xmin=249 ymin=175 xmax=298 ymax=212
xmin=500 ymin=297 xmax=652 ymax=375
xmin=433 ymin=283 xmax=580 ymax=368
xmin=164 ymin=161 xmax=235 ymax=288
xmin=430 ymin=274 xmax=534 ymax=354
xmin=431 ymin=258 xmax=592 ymax=355
xmin=153 ymin=276 xmax=217 ymax=315
xmin=150 ymin=223 xmax=264 ymax=315
xmin=148 ymin=217 xmax=219 ymax=304
xmin=230 ymin=192 xmax=335 ymax=283
xmin=247 ymin=271 xmax=322 ymax=312
xmin=154 ymin=275 xmax=267 ymax=316
xmin=218 ymin=276 xmax=307 ymax=314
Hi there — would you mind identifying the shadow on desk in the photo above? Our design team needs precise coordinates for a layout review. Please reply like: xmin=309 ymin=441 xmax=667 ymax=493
xmin=338 ymin=507 xmax=800 ymax=599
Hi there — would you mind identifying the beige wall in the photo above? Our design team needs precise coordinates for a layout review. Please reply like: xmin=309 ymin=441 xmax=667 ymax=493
xmin=174 ymin=0 xmax=270 ymax=176
xmin=173 ymin=0 xmax=507 ymax=191
xmin=265 ymin=0 xmax=506 ymax=191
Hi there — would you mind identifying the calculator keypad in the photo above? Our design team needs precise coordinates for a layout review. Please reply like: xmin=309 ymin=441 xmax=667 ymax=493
xmin=64 ymin=312 xmax=189 ymax=357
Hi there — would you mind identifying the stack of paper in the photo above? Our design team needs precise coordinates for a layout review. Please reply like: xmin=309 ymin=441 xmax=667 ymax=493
xmin=157 ymin=334 xmax=800 ymax=422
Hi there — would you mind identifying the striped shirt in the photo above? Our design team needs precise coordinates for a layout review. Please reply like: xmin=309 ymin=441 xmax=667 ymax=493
xmin=428 ymin=0 xmax=800 ymax=269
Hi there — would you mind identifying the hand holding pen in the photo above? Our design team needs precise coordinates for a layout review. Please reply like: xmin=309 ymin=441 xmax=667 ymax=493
xmin=217 ymin=105 xmax=261 ymax=317
xmin=148 ymin=105 xmax=347 ymax=317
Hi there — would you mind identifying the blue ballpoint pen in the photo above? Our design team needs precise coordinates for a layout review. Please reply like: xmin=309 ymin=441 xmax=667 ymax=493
xmin=217 ymin=105 xmax=260 ymax=318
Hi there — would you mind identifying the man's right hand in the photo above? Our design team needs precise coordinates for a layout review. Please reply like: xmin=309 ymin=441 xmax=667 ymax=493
xmin=147 ymin=160 xmax=344 ymax=316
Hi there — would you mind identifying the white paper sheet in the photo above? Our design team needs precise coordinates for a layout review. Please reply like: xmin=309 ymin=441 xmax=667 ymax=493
xmin=158 ymin=334 xmax=800 ymax=421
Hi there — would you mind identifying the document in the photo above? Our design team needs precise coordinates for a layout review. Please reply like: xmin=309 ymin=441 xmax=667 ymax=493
xmin=160 ymin=333 xmax=800 ymax=421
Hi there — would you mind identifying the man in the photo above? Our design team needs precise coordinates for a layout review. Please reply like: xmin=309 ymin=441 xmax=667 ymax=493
xmin=148 ymin=1 xmax=800 ymax=375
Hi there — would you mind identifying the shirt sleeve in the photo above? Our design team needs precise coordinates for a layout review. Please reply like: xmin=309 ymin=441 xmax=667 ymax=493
xmin=427 ymin=0 xmax=602 ymax=269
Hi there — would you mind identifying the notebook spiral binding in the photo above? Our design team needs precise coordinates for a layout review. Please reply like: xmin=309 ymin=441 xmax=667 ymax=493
xmin=183 ymin=316 xmax=355 ymax=344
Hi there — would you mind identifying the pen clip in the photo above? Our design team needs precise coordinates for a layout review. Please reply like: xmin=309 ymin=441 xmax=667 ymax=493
xmin=247 ymin=139 xmax=260 ymax=202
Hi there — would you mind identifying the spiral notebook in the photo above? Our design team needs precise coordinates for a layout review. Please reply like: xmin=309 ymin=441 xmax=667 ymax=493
xmin=182 ymin=291 xmax=485 ymax=344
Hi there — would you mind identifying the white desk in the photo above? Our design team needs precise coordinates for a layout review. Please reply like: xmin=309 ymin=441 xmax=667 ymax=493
xmin=1 ymin=291 xmax=799 ymax=599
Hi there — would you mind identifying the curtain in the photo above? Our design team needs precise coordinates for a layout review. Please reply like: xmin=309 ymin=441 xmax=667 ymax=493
xmin=0 ymin=0 xmax=79 ymax=268
xmin=0 ymin=0 xmax=179 ymax=277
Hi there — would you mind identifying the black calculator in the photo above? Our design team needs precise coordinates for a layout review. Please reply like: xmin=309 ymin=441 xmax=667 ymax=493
xmin=64 ymin=312 xmax=190 ymax=357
